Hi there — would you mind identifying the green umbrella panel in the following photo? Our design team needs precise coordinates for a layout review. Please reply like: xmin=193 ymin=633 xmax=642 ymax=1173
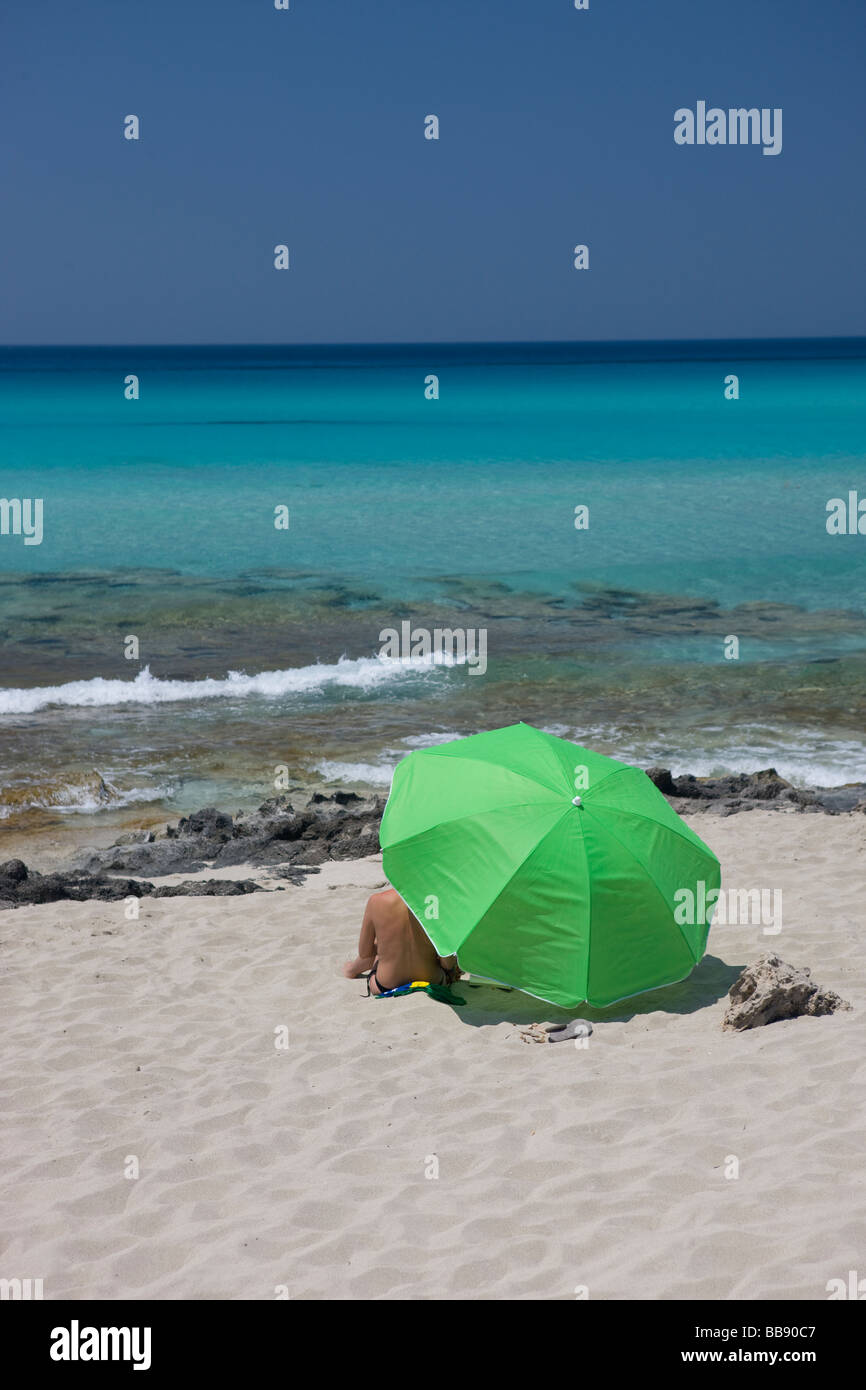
xmin=379 ymin=723 xmax=720 ymax=1009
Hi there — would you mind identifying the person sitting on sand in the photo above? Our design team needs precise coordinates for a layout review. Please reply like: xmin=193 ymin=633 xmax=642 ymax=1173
xmin=343 ymin=887 xmax=461 ymax=995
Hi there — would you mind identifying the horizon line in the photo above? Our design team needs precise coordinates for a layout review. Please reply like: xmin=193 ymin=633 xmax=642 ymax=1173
xmin=2 ymin=334 xmax=866 ymax=350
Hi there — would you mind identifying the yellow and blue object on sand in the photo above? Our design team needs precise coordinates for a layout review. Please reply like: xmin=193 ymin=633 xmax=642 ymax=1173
xmin=375 ymin=980 xmax=466 ymax=1005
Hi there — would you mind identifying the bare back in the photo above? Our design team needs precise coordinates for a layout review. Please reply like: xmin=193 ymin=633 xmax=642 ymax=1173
xmin=365 ymin=889 xmax=446 ymax=992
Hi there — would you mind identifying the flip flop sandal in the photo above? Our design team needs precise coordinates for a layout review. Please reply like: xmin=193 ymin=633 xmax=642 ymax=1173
xmin=545 ymin=1019 xmax=593 ymax=1042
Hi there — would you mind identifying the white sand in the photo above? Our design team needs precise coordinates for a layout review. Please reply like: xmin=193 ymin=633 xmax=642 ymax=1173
xmin=1 ymin=809 xmax=863 ymax=1301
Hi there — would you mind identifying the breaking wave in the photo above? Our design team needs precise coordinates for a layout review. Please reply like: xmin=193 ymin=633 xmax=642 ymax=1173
xmin=0 ymin=653 xmax=458 ymax=715
xmin=0 ymin=771 xmax=170 ymax=820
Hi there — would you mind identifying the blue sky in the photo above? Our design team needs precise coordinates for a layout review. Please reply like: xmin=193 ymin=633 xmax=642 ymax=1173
xmin=1 ymin=0 xmax=864 ymax=343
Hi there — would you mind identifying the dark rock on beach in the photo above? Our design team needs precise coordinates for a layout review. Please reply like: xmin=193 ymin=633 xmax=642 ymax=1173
xmin=0 ymin=858 xmax=150 ymax=906
xmin=149 ymin=879 xmax=261 ymax=898
xmin=173 ymin=807 xmax=234 ymax=838
xmin=643 ymin=767 xmax=863 ymax=815
xmin=644 ymin=766 xmax=676 ymax=794
xmin=0 ymin=857 xmax=264 ymax=909
xmin=269 ymin=866 xmax=319 ymax=886
xmin=69 ymin=794 xmax=386 ymax=880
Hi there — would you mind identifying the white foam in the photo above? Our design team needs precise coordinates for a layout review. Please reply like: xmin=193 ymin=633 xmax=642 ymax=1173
xmin=0 ymin=781 xmax=171 ymax=819
xmin=400 ymin=731 xmax=463 ymax=748
xmin=314 ymin=733 xmax=465 ymax=786
xmin=314 ymin=759 xmax=396 ymax=786
xmin=316 ymin=725 xmax=866 ymax=794
xmin=0 ymin=654 xmax=455 ymax=716
xmin=541 ymin=723 xmax=866 ymax=789
xmin=667 ymin=751 xmax=866 ymax=789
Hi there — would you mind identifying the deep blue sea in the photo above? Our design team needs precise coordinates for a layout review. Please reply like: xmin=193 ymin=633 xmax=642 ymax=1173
xmin=2 ymin=340 xmax=865 ymax=829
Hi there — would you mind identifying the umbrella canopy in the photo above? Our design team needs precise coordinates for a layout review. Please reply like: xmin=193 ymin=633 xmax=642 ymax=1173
xmin=379 ymin=722 xmax=720 ymax=1009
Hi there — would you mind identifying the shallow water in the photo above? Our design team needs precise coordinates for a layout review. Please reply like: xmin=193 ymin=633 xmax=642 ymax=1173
xmin=2 ymin=341 xmax=865 ymax=830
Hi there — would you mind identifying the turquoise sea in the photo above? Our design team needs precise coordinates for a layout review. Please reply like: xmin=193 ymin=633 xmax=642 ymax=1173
xmin=1 ymin=341 xmax=865 ymax=829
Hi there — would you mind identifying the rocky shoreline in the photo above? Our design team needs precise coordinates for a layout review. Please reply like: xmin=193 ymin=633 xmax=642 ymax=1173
xmin=645 ymin=766 xmax=866 ymax=815
xmin=2 ymin=770 xmax=864 ymax=908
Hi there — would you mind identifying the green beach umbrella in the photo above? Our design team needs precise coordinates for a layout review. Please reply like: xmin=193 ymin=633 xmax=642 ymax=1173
xmin=379 ymin=722 xmax=720 ymax=1009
